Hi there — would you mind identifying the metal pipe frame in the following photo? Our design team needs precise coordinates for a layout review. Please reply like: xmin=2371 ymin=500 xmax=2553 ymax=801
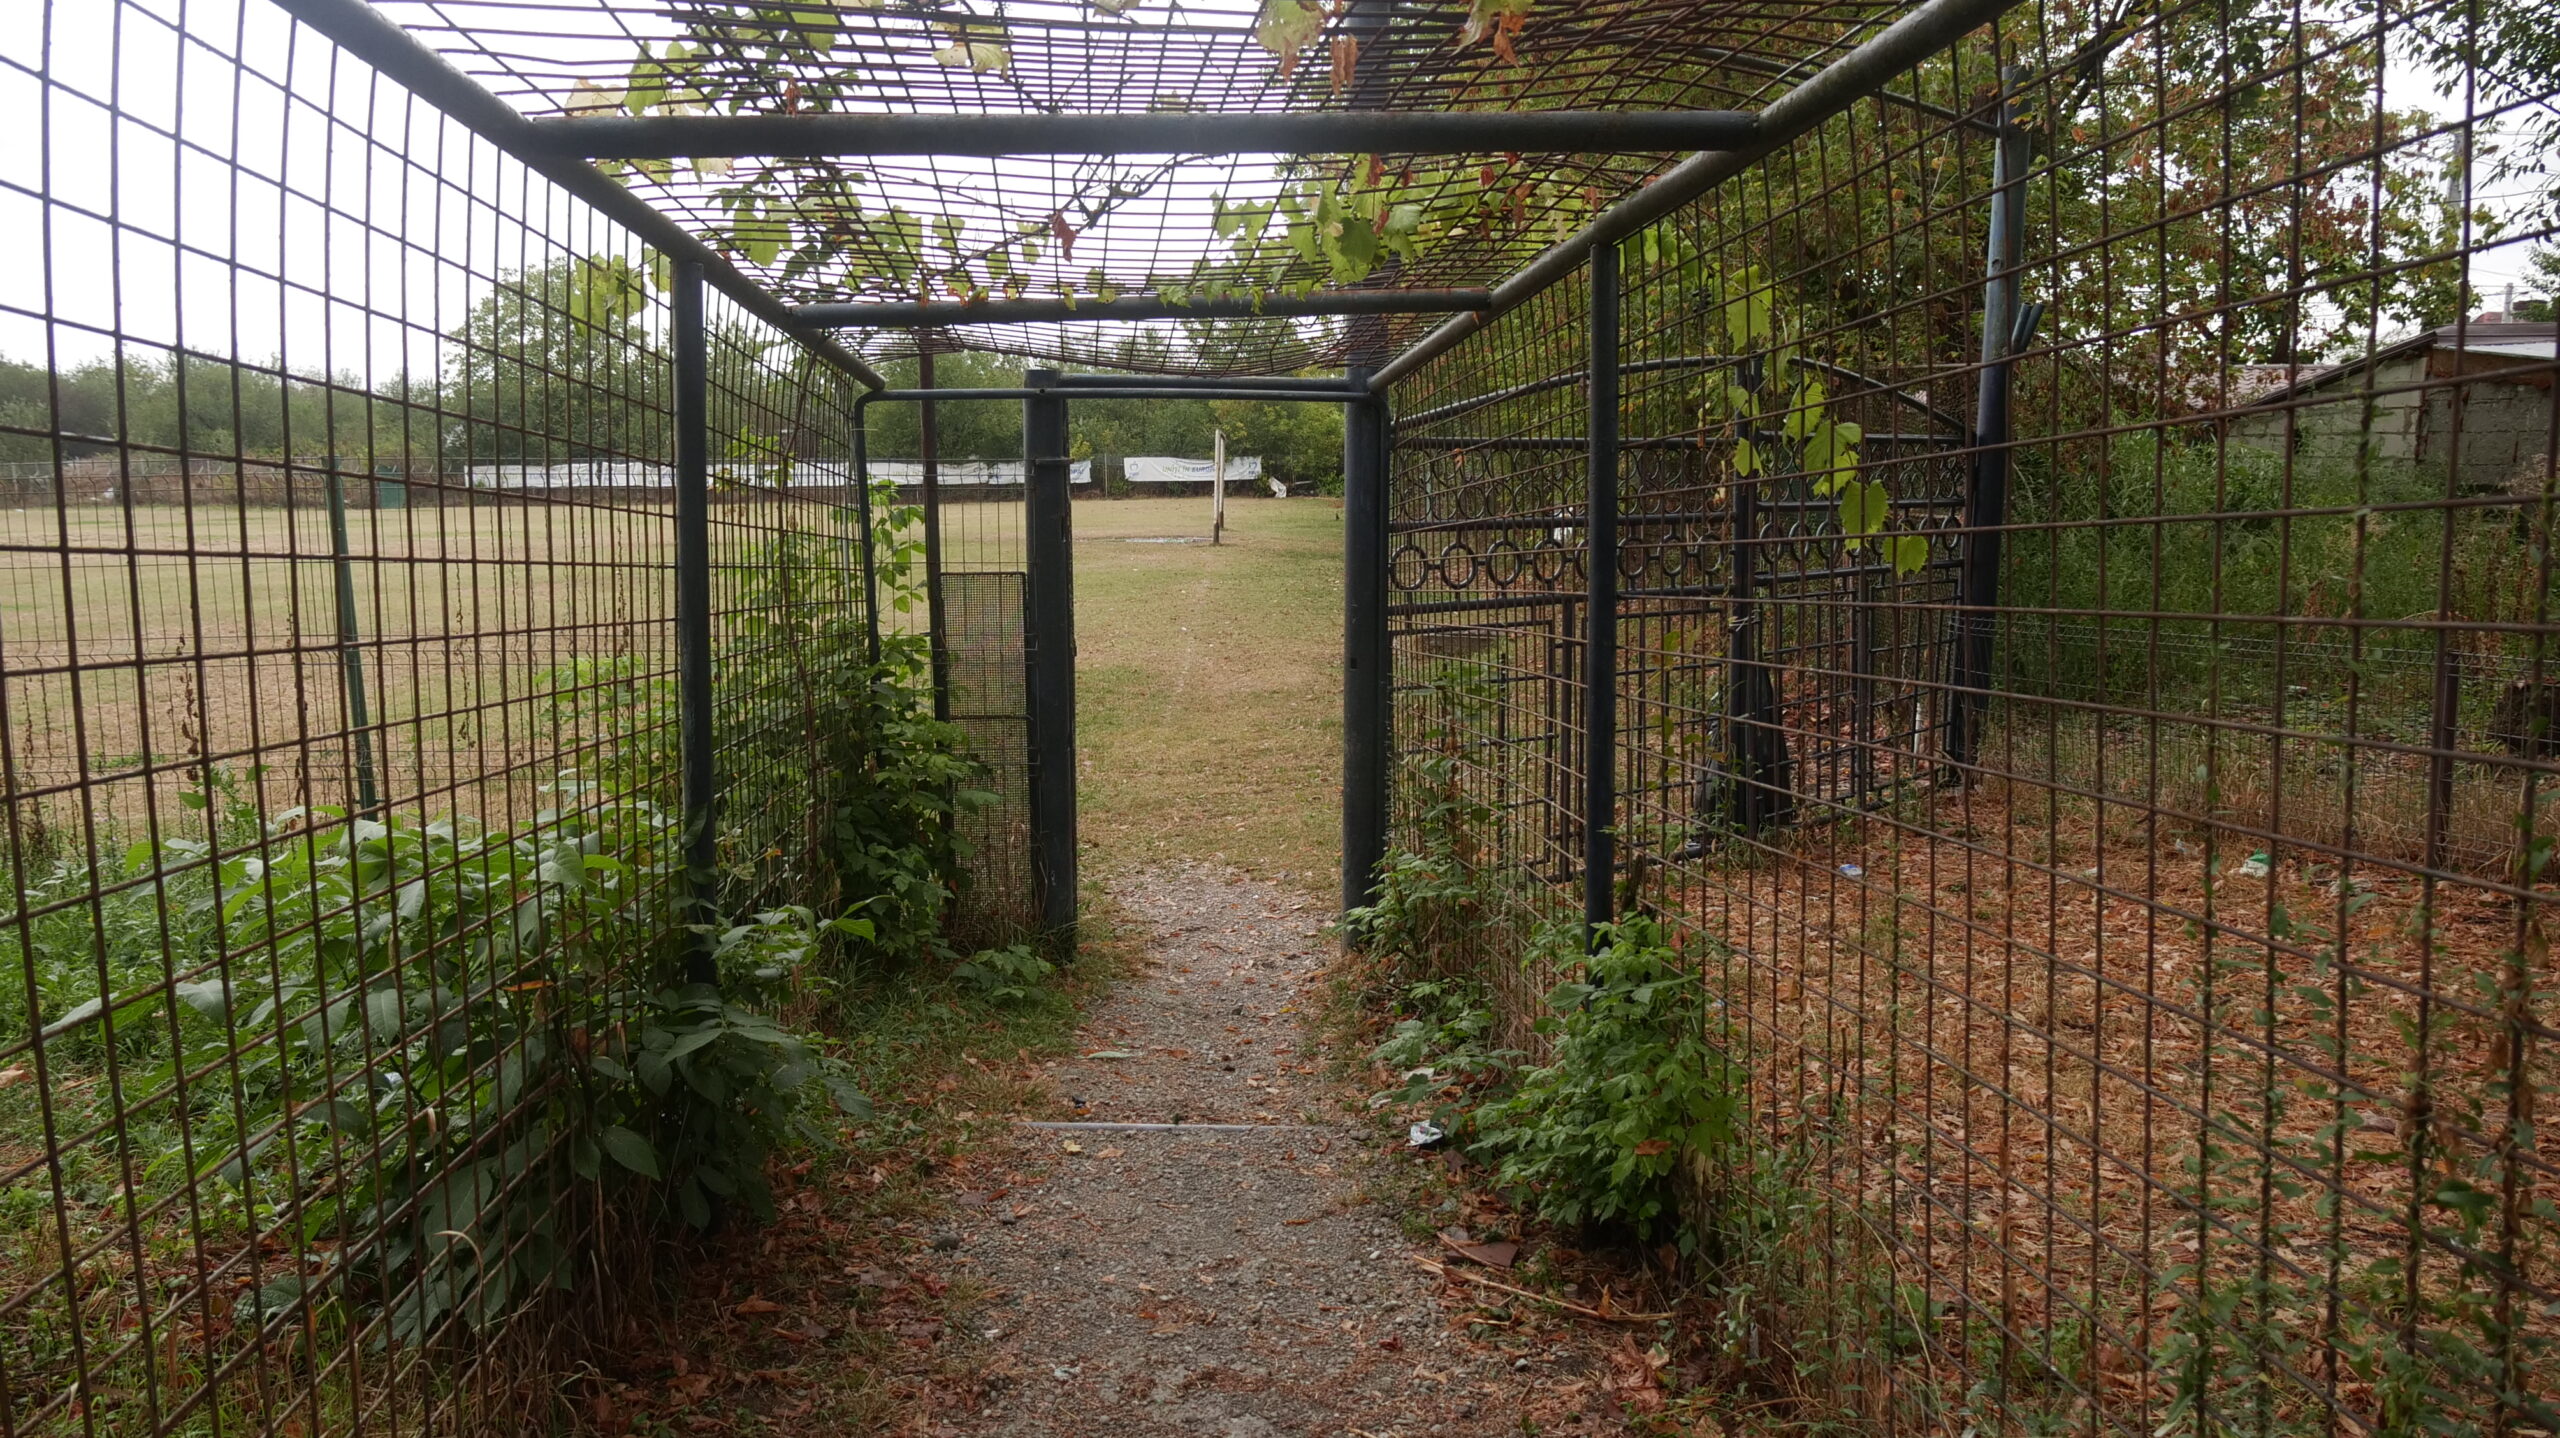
xmin=1368 ymin=0 xmax=2028 ymax=392
xmin=672 ymin=263 xmax=720 ymax=986
xmin=1048 ymin=374 xmax=1357 ymax=392
xmin=1023 ymin=372 xmax=1079 ymax=951
xmin=1946 ymin=69 xmax=2032 ymax=769
xmin=918 ymin=351 xmax=952 ymax=725
xmin=538 ymin=110 xmax=1762 ymax=159
xmin=850 ymin=393 xmax=884 ymax=668
xmin=795 ymin=290 xmax=1491 ymax=329
xmin=1341 ymin=369 xmax=1392 ymax=918
xmin=865 ymin=387 xmax=1369 ymax=404
xmin=1581 ymin=244 xmax=1620 ymax=943
xmin=322 ymin=467 xmax=380 ymax=817
xmin=268 ymin=0 xmax=886 ymax=390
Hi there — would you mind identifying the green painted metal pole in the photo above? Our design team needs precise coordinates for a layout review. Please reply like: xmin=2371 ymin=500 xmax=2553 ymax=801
xmin=324 ymin=464 xmax=379 ymax=817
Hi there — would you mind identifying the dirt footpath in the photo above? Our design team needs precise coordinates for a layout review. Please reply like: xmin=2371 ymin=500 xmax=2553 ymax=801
xmin=918 ymin=865 xmax=1545 ymax=1438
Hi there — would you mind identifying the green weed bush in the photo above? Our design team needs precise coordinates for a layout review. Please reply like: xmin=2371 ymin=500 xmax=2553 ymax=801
xmin=0 ymin=491 xmax=1023 ymax=1407
xmin=1472 ymin=915 xmax=1740 ymax=1245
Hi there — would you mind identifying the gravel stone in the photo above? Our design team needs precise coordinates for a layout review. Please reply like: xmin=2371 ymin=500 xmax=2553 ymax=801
xmin=935 ymin=865 xmax=1536 ymax=1436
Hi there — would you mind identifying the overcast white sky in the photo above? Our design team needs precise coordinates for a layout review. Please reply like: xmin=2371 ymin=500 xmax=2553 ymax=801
xmin=0 ymin=0 xmax=2550 ymax=384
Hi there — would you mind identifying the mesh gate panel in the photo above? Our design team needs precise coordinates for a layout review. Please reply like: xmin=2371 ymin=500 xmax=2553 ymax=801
xmin=943 ymin=569 xmax=1037 ymax=941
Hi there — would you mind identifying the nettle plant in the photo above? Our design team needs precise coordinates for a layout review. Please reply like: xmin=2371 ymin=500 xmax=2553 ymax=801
xmin=1473 ymin=914 xmax=1742 ymax=1246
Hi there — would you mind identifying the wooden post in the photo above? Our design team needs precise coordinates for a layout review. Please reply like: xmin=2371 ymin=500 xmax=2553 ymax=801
xmin=1212 ymin=428 xmax=1227 ymax=544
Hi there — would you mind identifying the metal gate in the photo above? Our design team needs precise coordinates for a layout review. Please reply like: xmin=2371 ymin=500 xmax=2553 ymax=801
xmin=942 ymin=569 xmax=1039 ymax=941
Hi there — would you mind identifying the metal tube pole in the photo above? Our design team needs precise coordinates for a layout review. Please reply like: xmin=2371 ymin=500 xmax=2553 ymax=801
xmin=1582 ymin=246 xmax=1621 ymax=942
xmin=324 ymin=465 xmax=379 ymax=817
xmin=538 ymin=109 xmax=1763 ymax=160
xmin=1024 ymin=370 xmax=1079 ymax=951
xmin=1948 ymin=71 xmax=2030 ymax=769
xmin=1050 ymin=374 xmax=1364 ymax=393
xmin=851 ymin=393 xmax=882 ymax=668
xmin=1369 ymin=0 xmax=2026 ymax=392
xmin=867 ymin=387 xmax=1364 ymax=404
xmin=794 ymin=291 xmax=1493 ymax=329
xmin=919 ymin=351 xmax=950 ymax=723
xmin=1341 ymin=368 xmax=1392 ymax=918
xmin=673 ymin=262 xmax=719 ymax=985
xmin=267 ymin=0 xmax=884 ymax=390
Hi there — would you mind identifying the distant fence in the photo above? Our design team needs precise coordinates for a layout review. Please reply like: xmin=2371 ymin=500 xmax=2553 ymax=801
xmin=0 ymin=455 xmax=1097 ymax=509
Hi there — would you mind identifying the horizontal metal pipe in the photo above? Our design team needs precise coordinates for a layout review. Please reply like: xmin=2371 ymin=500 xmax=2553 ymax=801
xmin=1049 ymin=373 xmax=1357 ymax=392
xmin=1394 ymin=354 xmax=1968 ymax=431
xmin=1369 ymin=0 xmax=2027 ymax=392
xmin=538 ymin=109 xmax=1762 ymax=159
xmin=796 ymin=289 xmax=1490 ymax=328
xmin=867 ymin=387 xmax=1366 ymax=404
xmin=1394 ymin=431 xmax=1957 ymax=450
xmin=267 ymin=0 xmax=886 ymax=390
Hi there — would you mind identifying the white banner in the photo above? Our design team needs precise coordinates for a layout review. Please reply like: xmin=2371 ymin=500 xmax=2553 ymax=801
xmin=859 ymin=459 xmax=1093 ymax=486
xmin=1123 ymin=455 xmax=1264 ymax=486
xmin=465 ymin=459 xmax=1091 ymax=488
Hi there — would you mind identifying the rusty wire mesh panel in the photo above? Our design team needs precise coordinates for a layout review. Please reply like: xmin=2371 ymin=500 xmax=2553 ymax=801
xmin=0 ymin=3 xmax=875 ymax=1432
xmin=942 ymin=569 xmax=1038 ymax=944
xmin=1386 ymin=279 xmax=1594 ymax=1025
xmin=364 ymin=0 xmax=1933 ymax=376
xmin=896 ymin=390 xmax=1038 ymax=945
xmin=1386 ymin=0 xmax=2560 ymax=1432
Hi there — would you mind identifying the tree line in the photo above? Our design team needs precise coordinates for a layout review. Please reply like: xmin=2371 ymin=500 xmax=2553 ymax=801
xmin=0 ymin=258 xmax=1343 ymax=492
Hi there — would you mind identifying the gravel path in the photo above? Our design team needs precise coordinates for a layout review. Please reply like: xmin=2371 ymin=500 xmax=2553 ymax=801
xmin=921 ymin=864 xmax=1539 ymax=1438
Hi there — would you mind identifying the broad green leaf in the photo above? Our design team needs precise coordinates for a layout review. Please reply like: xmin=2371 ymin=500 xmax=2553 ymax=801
xmin=174 ymin=979 xmax=230 ymax=1019
xmin=934 ymin=40 xmax=1010 ymax=72
xmin=599 ymin=1124 xmax=661 ymax=1179
xmin=1838 ymin=480 xmax=1889 ymax=548
xmin=1887 ymin=533 xmax=1930 ymax=576
xmin=1722 ymin=276 xmax=1773 ymax=349
xmin=1254 ymin=0 xmax=1324 ymax=60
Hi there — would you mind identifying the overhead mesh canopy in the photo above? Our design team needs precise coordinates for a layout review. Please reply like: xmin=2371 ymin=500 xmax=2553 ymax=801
xmin=366 ymin=0 xmax=1938 ymax=374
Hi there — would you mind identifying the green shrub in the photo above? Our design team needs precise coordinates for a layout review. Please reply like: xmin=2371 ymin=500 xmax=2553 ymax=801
xmin=949 ymin=942 xmax=1055 ymax=1004
xmin=1472 ymin=915 xmax=1740 ymax=1245
xmin=1367 ymin=975 xmax=1519 ymax=1119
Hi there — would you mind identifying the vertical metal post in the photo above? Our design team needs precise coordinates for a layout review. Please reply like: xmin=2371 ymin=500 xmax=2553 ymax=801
xmin=1582 ymin=245 xmax=1621 ymax=942
xmin=852 ymin=393 xmax=882 ymax=668
xmin=1948 ymin=68 xmax=2030 ymax=769
xmin=919 ymin=349 xmax=950 ymax=722
xmin=1341 ymin=368 xmax=1391 ymax=918
xmin=673 ymin=261 xmax=719 ymax=985
xmin=323 ymin=464 xmax=379 ymax=816
xmin=1024 ymin=370 xmax=1078 ymax=950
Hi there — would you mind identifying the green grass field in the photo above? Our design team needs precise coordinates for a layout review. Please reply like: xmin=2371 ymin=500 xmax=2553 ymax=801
xmin=1065 ymin=495 xmax=1345 ymax=892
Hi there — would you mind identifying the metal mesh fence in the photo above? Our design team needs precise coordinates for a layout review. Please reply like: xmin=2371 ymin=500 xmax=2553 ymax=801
xmin=0 ymin=3 xmax=880 ymax=1431
xmin=942 ymin=569 xmax=1037 ymax=944
xmin=365 ymin=0 xmax=1926 ymax=377
xmin=1383 ymin=1 xmax=2560 ymax=1432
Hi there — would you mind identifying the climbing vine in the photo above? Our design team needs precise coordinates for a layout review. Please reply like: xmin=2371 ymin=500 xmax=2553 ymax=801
xmin=1697 ymin=261 xmax=1931 ymax=577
